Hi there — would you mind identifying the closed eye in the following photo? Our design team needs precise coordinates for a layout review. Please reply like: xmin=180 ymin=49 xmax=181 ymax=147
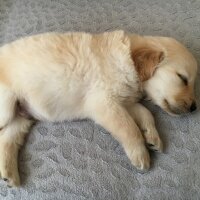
xmin=177 ymin=73 xmax=188 ymax=85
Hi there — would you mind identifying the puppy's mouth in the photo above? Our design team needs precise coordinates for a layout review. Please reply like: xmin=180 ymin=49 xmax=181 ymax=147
xmin=163 ymin=99 xmax=188 ymax=116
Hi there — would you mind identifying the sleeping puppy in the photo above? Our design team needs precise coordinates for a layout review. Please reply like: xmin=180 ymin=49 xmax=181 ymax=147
xmin=0 ymin=31 xmax=197 ymax=187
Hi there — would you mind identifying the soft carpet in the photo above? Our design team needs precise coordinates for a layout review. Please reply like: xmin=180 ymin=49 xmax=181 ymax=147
xmin=0 ymin=0 xmax=200 ymax=199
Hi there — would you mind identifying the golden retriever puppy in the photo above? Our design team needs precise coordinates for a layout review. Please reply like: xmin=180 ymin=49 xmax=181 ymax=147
xmin=0 ymin=31 xmax=197 ymax=187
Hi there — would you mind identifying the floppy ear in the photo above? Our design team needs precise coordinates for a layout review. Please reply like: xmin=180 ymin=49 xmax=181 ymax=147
xmin=131 ymin=47 xmax=164 ymax=81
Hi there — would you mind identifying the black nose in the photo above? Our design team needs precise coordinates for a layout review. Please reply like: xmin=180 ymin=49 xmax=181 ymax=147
xmin=190 ymin=101 xmax=197 ymax=112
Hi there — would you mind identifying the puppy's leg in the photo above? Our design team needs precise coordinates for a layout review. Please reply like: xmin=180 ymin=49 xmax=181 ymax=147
xmin=128 ymin=103 xmax=163 ymax=152
xmin=0 ymin=116 xmax=33 ymax=187
xmin=87 ymin=99 xmax=150 ymax=171
xmin=0 ymin=84 xmax=16 ymax=128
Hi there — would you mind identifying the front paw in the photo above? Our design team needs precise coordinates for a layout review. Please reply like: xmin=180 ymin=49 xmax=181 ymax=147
xmin=126 ymin=144 xmax=150 ymax=171
xmin=144 ymin=129 xmax=163 ymax=152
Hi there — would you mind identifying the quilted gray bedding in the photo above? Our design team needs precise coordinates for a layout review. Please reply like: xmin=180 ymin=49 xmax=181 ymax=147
xmin=0 ymin=0 xmax=200 ymax=199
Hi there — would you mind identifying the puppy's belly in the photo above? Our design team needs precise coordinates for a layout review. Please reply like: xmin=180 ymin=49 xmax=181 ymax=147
xmin=22 ymin=90 xmax=86 ymax=122
xmin=27 ymin=101 xmax=85 ymax=122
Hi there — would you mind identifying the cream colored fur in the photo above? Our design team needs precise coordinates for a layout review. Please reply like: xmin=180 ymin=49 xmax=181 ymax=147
xmin=0 ymin=31 xmax=197 ymax=187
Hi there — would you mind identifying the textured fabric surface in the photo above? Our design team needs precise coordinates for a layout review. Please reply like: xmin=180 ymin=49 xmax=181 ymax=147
xmin=0 ymin=0 xmax=200 ymax=199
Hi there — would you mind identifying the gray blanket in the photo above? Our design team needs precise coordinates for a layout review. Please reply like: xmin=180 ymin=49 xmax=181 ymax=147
xmin=0 ymin=0 xmax=200 ymax=199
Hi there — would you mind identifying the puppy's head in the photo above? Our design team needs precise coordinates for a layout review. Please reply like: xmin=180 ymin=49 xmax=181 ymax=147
xmin=130 ymin=35 xmax=198 ymax=115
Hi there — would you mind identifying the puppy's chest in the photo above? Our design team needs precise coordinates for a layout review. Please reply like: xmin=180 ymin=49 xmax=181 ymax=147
xmin=97 ymin=65 xmax=141 ymax=104
xmin=113 ymin=75 xmax=141 ymax=104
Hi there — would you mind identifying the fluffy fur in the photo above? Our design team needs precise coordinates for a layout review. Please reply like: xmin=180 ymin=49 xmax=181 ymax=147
xmin=0 ymin=31 xmax=197 ymax=187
